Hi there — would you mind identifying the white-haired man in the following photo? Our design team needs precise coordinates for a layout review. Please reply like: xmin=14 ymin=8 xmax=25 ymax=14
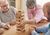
xmin=0 ymin=0 xmax=17 ymax=35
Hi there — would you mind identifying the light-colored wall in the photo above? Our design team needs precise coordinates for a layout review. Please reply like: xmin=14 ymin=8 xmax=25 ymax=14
xmin=21 ymin=0 xmax=28 ymax=20
xmin=36 ymin=0 xmax=50 ymax=7
xmin=15 ymin=0 xmax=28 ymax=20
xmin=15 ymin=0 xmax=21 ymax=10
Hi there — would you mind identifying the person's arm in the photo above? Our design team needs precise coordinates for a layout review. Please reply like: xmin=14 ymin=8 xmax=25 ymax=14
xmin=0 ymin=16 xmax=10 ymax=29
xmin=34 ymin=8 xmax=48 ymax=27
xmin=0 ymin=21 xmax=6 ymax=28
xmin=0 ymin=20 xmax=10 ymax=30
xmin=27 ymin=9 xmax=33 ymax=19
xmin=0 ymin=16 xmax=6 ymax=28
xmin=9 ymin=6 xmax=17 ymax=26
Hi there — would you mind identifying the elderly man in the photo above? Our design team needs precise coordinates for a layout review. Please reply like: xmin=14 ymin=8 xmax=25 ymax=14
xmin=0 ymin=0 xmax=17 ymax=34
xmin=26 ymin=0 xmax=49 ymax=35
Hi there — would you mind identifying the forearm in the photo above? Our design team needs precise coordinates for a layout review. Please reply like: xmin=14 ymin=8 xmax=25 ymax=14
xmin=35 ymin=19 xmax=48 ymax=27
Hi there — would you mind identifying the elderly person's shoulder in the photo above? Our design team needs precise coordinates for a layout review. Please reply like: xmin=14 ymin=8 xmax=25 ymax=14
xmin=10 ymin=6 xmax=17 ymax=10
xmin=9 ymin=6 xmax=17 ymax=15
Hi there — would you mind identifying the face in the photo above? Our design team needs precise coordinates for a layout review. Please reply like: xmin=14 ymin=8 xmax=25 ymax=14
xmin=28 ymin=5 xmax=36 ymax=13
xmin=28 ymin=5 xmax=35 ymax=9
xmin=0 ymin=2 xmax=9 ymax=12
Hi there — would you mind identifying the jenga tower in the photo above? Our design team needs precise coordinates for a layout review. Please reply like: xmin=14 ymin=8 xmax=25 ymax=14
xmin=16 ymin=10 xmax=25 ymax=32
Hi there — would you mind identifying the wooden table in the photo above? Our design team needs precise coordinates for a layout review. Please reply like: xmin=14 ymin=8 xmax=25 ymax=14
xmin=2 ymin=25 xmax=30 ymax=35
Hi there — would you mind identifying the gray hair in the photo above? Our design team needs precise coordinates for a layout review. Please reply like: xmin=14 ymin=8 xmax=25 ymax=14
xmin=26 ymin=0 xmax=36 ymax=8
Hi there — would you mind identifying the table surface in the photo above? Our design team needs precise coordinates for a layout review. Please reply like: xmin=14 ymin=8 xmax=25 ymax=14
xmin=2 ymin=25 xmax=30 ymax=35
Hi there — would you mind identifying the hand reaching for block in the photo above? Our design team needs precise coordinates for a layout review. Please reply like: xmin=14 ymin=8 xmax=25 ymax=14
xmin=2 ymin=24 xmax=10 ymax=30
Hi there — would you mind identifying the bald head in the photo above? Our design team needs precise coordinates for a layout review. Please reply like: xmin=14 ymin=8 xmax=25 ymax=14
xmin=0 ymin=0 xmax=9 ymax=12
xmin=0 ymin=0 xmax=8 ymax=5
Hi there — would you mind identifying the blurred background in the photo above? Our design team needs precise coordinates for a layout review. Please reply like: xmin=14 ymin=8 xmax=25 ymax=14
xmin=7 ymin=0 xmax=50 ymax=21
xmin=8 ymin=0 xmax=50 ymax=9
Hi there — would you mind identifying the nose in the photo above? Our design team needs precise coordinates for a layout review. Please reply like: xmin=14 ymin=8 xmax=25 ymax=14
xmin=4 ymin=6 xmax=7 ymax=9
xmin=3 ymin=6 xmax=8 ymax=10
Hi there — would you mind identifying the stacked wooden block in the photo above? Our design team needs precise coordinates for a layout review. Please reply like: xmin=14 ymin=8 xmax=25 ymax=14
xmin=16 ymin=10 xmax=25 ymax=32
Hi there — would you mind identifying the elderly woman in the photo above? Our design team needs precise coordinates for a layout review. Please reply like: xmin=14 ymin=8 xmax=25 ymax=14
xmin=0 ymin=0 xmax=17 ymax=34
xmin=26 ymin=0 xmax=49 ymax=35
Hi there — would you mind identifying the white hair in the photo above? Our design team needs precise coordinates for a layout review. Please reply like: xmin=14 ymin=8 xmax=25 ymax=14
xmin=0 ymin=0 xmax=10 ymax=8
xmin=0 ymin=0 xmax=8 ymax=4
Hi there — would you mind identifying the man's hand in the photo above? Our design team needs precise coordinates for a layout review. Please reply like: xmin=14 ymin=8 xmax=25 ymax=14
xmin=2 ymin=24 xmax=10 ymax=30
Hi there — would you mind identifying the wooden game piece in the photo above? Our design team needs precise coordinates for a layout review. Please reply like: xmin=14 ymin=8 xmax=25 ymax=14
xmin=16 ymin=10 xmax=25 ymax=32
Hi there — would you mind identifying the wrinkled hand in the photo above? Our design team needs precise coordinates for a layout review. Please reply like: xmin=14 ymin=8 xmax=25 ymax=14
xmin=3 ymin=24 xmax=10 ymax=30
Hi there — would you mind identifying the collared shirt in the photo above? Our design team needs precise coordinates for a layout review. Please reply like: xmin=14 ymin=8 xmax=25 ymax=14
xmin=0 ymin=6 xmax=17 ymax=27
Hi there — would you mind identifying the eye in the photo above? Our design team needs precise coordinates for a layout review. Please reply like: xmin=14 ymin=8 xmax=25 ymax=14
xmin=1 ymin=4 xmax=8 ymax=8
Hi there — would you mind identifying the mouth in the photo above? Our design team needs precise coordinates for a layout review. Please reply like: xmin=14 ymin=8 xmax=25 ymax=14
xmin=2 ymin=9 xmax=9 ymax=13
